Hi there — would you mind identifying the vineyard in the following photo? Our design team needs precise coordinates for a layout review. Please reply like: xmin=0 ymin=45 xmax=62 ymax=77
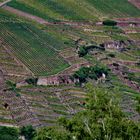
xmin=0 ymin=0 xmax=140 ymax=132
xmin=0 ymin=9 xmax=119 ymax=77
xmin=18 ymin=86 xmax=86 ymax=127
xmin=0 ymin=41 xmax=31 ymax=82
xmin=0 ymin=91 xmax=15 ymax=126
xmin=7 ymin=0 xmax=99 ymax=22
xmin=7 ymin=0 xmax=140 ymax=22
xmin=0 ymin=11 xmax=70 ymax=76
xmin=0 ymin=85 xmax=86 ymax=127
xmin=87 ymin=0 xmax=140 ymax=18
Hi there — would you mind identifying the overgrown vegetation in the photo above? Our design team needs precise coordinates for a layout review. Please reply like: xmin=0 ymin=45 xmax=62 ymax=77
xmin=0 ymin=126 xmax=19 ymax=140
xmin=78 ymin=45 xmax=105 ymax=57
xmin=25 ymin=78 xmax=38 ymax=86
xmin=136 ymin=96 xmax=140 ymax=114
xmin=0 ymin=125 xmax=36 ymax=140
xmin=20 ymin=125 xmax=36 ymax=140
xmin=73 ymin=65 xmax=110 ymax=85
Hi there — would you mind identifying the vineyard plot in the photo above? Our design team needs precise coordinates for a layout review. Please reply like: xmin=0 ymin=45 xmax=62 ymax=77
xmin=20 ymin=86 xmax=86 ymax=127
xmin=0 ymin=22 xmax=69 ymax=76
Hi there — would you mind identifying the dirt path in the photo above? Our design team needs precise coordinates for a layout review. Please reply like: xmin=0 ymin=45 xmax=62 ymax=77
xmin=3 ymin=5 xmax=140 ymax=29
xmin=2 ymin=6 xmax=95 ymax=27
xmin=3 ymin=5 xmax=51 ymax=25
xmin=115 ymin=17 xmax=140 ymax=23
xmin=0 ymin=0 xmax=11 ymax=7
xmin=0 ymin=122 xmax=18 ymax=128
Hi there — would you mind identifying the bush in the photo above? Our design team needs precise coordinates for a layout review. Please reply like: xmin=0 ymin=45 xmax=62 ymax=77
xmin=103 ymin=20 xmax=117 ymax=26
xmin=73 ymin=65 xmax=110 ymax=84
xmin=136 ymin=105 xmax=140 ymax=114
xmin=6 ymin=80 xmax=16 ymax=90
xmin=0 ymin=126 xmax=19 ymax=140
xmin=35 ymin=127 xmax=70 ymax=140
xmin=20 ymin=125 xmax=36 ymax=140
xmin=25 ymin=78 xmax=38 ymax=86
xmin=108 ymin=53 xmax=115 ymax=58
xmin=78 ymin=45 xmax=104 ymax=57
xmin=78 ymin=46 xmax=88 ymax=57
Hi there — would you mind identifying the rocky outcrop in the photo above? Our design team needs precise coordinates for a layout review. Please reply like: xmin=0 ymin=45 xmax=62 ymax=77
xmin=100 ymin=40 xmax=136 ymax=51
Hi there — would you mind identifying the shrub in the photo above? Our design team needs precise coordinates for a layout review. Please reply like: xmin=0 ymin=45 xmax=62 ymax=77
xmin=20 ymin=125 xmax=36 ymax=140
xmin=108 ymin=53 xmax=115 ymax=58
xmin=78 ymin=46 xmax=88 ymax=57
xmin=0 ymin=126 xmax=19 ymax=140
xmin=103 ymin=20 xmax=117 ymax=26
xmin=25 ymin=78 xmax=38 ymax=86
xmin=73 ymin=65 xmax=110 ymax=84
xmin=78 ymin=45 xmax=104 ymax=57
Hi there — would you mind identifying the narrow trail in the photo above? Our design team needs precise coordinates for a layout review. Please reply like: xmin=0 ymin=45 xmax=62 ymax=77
xmin=3 ymin=5 xmax=51 ymax=25
xmin=2 ymin=5 xmax=140 ymax=28
xmin=2 ymin=6 xmax=94 ymax=27
xmin=0 ymin=123 xmax=18 ymax=128
xmin=0 ymin=0 xmax=11 ymax=7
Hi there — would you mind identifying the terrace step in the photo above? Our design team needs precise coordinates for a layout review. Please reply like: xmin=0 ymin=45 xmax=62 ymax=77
xmin=0 ymin=89 xmax=41 ymax=127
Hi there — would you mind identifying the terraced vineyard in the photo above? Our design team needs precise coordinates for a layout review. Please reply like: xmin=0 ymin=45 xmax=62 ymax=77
xmin=0 ymin=83 xmax=86 ymax=127
xmin=0 ymin=11 xmax=69 ymax=76
xmin=0 ymin=0 xmax=140 ymax=135
xmin=0 ymin=91 xmax=15 ymax=126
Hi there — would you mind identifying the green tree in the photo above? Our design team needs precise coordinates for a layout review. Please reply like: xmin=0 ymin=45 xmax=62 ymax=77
xmin=73 ymin=67 xmax=89 ymax=83
xmin=73 ymin=65 xmax=110 ymax=84
xmin=78 ymin=46 xmax=87 ymax=57
xmin=20 ymin=125 xmax=36 ymax=140
xmin=136 ymin=96 xmax=140 ymax=114
xmin=34 ymin=127 xmax=70 ymax=140
xmin=0 ymin=126 xmax=19 ymax=140
xmin=103 ymin=20 xmax=117 ymax=26
xmin=25 ymin=78 xmax=38 ymax=86
xmin=6 ymin=80 xmax=17 ymax=91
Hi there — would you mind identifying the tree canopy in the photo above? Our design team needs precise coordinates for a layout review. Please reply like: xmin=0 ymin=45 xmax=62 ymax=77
xmin=73 ymin=65 xmax=110 ymax=85
xmin=0 ymin=126 xmax=19 ymax=140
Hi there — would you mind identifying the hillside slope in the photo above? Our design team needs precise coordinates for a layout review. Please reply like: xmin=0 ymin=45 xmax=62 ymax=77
xmin=7 ymin=0 xmax=140 ymax=22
